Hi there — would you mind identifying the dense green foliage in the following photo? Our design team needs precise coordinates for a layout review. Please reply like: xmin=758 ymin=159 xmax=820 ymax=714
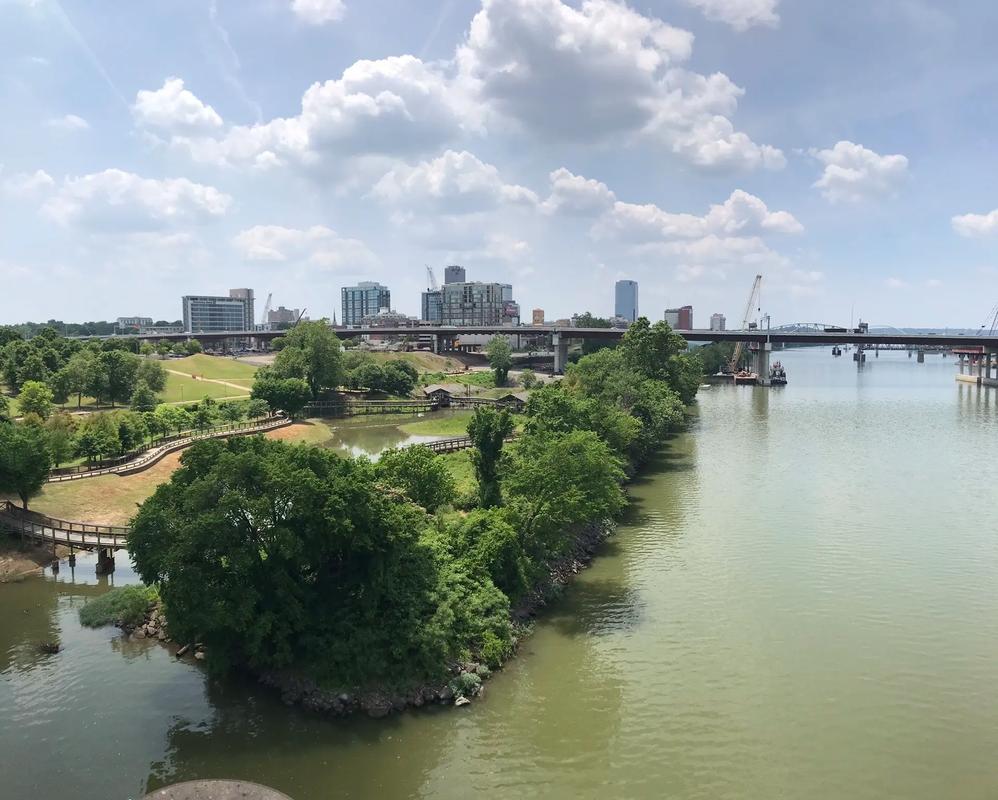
xmin=486 ymin=336 xmax=513 ymax=386
xmin=467 ymin=406 xmax=515 ymax=508
xmin=268 ymin=321 xmax=343 ymax=399
xmin=126 ymin=315 xmax=699 ymax=693
xmin=375 ymin=445 xmax=456 ymax=511
xmin=251 ymin=375 xmax=312 ymax=417
xmin=0 ymin=422 xmax=51 ymax=507
xmin=344 ymin=357 xmax=419 ymax=396
xmin=79 ymin=585 xmax=158 ymax=628
xmin=697 ymin=342 xmax=747 ymax=374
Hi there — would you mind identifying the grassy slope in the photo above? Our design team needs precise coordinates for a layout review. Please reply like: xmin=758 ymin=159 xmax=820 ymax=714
xmin=438 ymin=450 xmax=476 ymax=495
xmin=165 ymin=354 xmax=259 ymax=381
xmin=160 ymin=372 xmax=249 ymax=403
xmin=367 ymin=351 xmax=463 ymax=373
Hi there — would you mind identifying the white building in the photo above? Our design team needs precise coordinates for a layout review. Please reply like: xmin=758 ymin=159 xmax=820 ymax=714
xmin=710 ymin=313 xmax=726 ymax=331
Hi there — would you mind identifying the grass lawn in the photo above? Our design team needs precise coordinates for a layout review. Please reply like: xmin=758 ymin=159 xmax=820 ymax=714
xmin=439 ymin=450 xmax=476 ymax=495
xmin=399 ymin=411 xmax=474 ymax=437
xmin=164 ymin=354 xmax=259 ymax=381
xmin=160 ymin=372 xmax=249 ymax=404
xmin=368 ymin=351 xmax=463 ymax=373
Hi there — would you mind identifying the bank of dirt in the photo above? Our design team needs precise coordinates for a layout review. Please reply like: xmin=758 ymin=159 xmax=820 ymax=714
xmin=0 ymin=537 xmax=70 ymax=581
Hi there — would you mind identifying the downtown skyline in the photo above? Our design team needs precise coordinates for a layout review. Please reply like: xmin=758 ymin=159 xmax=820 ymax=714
xmin=3 ymin=0 xmax=998 ymax=329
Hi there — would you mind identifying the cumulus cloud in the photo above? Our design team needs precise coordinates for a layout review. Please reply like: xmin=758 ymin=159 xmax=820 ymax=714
xmin=46 ymin=114 xmax=89 ymax=131
xmin=3 ymin=169 xmax=55 ymax=197
xmin=457 ymin=0 xmax=783 ymax=170
xmin=160 ymin=0 xmax=780 ymax=175
xmin=290 ymin=0 xmax=345 ymax=25
xmin=683 ymin=0 xmax=779 ymax=31
xmin=371 ymin=150 xmax=537 ymax=213
xmin=133 ymin=78 xmax=223 ymax=133
xmin=952 ymin=209 xmax=998 ymax=238
xmin=812 ymin=140 xmax=909 ymax=203
xmin=170 ymin=56 xmax=469 ymax=170
xmin=43 ymin=169 xmax=231 ymax=231
xmin=595 ymin=189 xmax=802 ymax=242
xmin=541 ymin=168 xmax=616 ymax=216
xmin=233 ymin=225 xmax=376 ymax=269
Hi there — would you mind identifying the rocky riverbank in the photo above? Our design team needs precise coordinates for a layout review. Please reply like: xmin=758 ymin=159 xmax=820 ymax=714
xmin=119 ymin=602 xmax=208 ymax=662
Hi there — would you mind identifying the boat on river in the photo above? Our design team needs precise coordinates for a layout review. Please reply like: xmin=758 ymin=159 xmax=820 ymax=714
xmin=832 ymin=345 xmax=842 ymax=356
xmin=769 ymin=362 xmax=788 ymax=385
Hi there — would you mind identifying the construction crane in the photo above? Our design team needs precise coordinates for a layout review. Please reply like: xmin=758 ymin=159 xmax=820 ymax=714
xmin=426 ymin=265 xmax=439 ymax=291
xmin=729 ymin=274 xmax=763 ymax=374
xmin=259 ymin=292 xmax=273 ymax=326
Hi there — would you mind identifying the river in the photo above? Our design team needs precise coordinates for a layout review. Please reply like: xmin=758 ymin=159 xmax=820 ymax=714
xmin=2 ymin=348 xmax=998 ymax=799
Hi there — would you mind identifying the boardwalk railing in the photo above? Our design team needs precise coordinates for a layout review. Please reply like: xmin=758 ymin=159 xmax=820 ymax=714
xmin=304 ymin=399 xmax=440 ymax=417
xmin=0 ymin=501 xmax=130 ymax=550
xmin=48 ymin=416 xmax=292 ymax=483
xmin=421 ymin=435 xmax=517 ymax=454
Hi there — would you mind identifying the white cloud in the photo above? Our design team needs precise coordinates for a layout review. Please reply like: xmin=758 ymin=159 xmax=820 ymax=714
xmin=43 ymin=169 xmax=231 ymax=230
xmin=812 ymin=140 xmax=909 ymax=203
xmin=595 ymin=189 xmax=802 ymax=242
xmin=3 ymin=169 xmax=55 ymax=197
xmin=683 ymin=0 xmax=780 ymax=31
xmin=541 ymin=168 xmax=616 ymax=216
xmin=952 ymin=209 xmax=998 ymax=238
xmin=46 ymin=114 xmax=89 ymax=131
xmin=884 ymin=277 xmax=908 ymax=289
xmin=174 ymin=56 xmax=469 ymax=170
xmin=233 ymin=225 xmax=376 ymax=270
xmin=372 ymin=150 xmax=537 ymax=213
xmin=290 ymin=0 xmax=345 ymax=25
xmin=457 ymin=0 xmax=783 ymax=170
xmin=133 ymin=77 xmax=224 ymax=133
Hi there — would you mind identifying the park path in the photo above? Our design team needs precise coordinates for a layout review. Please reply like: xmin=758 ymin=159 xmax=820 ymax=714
xmin=165 ymin=368 xmax=251 ymax=393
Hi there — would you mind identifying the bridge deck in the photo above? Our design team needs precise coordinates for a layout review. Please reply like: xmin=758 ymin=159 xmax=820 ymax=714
xmin=0 ymin=502 xmax=130 ymax=550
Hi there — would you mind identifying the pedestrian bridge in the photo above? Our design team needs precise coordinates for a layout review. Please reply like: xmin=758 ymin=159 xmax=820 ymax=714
xmin=0 ymin=502 xmax=129 ymax=551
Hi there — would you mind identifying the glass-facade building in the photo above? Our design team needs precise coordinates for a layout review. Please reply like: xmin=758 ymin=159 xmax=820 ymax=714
xmin=421 ymin=290 xmax=443 ymax=323
xmin=615 ymin=279 xmax=638 ymax=322
xmin=183 ymin=290 xmax=255 ymax=333
xmin=341 ymin=282 xmax=390 ymax=327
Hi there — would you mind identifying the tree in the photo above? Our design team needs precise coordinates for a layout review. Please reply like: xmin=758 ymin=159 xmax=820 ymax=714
xmin=128 ymin=437 xmax=503 ymax=680
xmin=49 ymin=368 xmax=72 ymax=406
xmin=502 ymin=430 xmax=626 ymax=558
xmin=185 ymin=339 xmax=203 ymax=355
xmin=135 ymin=358 xmax=167 ymax=392
xmin=130 ymin=380 xmax=158 ymax=412
xmin=139 ymin=342 xmax=155 ymax=357
xmin=193 ymin=398 xmax=218 ymax=431
xmin=467 ymin=406 xmax=514 ymax=508
xmin=18 ymin=380 xmax=54 ymax=419
xmin=519 ymin=368 xmax=537 ymax=389
xmin=0 ymin=423 xmax=52 ymax=508
xmin=75 ymin=413 xmax=121 ymax=464
xmin=154 ymin=404 xmax=193 ymax=436
xmin=524 ymin=383 xmax=640 ymax=458
xmin=44 ymin=412 xmax=77 ymax=467
xmin=62 ymin=350 xmax=96 ymax=407
xmin=100 ymin=349 xmax=139 ymax=406
xmin=0 ymin=394 xmax=9 ymax=423
xmin=375 ymin=445 xmax=456 ymax=511
xmin=246 ymin=398 xmax=270 ymax=420
xmin=219 ymin=401 xmax=244 ymax=424
xmin=486 ymin=336 xmax=513 ymax=386
xmin=251 ymin=375 xmax=311 ymax=417
xmin=270 ymin=320 xmax=343 ymax=398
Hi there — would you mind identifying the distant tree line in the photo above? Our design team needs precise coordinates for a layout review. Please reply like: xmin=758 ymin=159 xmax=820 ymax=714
xmin=5 ymin=320 xmax=183 ymax=338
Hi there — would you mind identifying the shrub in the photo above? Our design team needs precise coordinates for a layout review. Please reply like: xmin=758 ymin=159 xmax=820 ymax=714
xmin=79 ymin=585 xmax=158 ymax=628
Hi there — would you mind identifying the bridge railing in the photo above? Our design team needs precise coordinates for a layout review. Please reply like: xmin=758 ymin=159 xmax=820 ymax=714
xmin=0 ymin=502 xmax=131 ymax=549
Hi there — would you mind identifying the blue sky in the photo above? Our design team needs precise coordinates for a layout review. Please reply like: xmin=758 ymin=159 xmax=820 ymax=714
xmin=2 ymin=0 xmax=998 ymax=328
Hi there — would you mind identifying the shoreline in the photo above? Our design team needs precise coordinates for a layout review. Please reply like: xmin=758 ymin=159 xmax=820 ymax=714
xmin=0 ymin=535 xmax=71 ymax=581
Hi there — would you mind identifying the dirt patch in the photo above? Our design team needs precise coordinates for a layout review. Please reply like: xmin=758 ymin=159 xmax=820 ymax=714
xmin=0 ymin=538 xmax=69 ymax=581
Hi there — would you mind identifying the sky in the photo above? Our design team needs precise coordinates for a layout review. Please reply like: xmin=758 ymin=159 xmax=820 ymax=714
xmin=2 ymin=0 xmax=998 ymax=329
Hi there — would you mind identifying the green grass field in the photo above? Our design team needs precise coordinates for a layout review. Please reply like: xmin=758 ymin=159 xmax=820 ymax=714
xmin=160 ymin=373 xmax=249 ymax=404
xmin=399 ymin=411 xmax=474 ymax=437
xmin=164 ymin=354 xmax=259 ymax=381
xmin=439 ymin=450 xmax=476 ymax=495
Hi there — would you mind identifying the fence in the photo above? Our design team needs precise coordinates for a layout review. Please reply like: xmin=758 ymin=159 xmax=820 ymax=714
xmin=0 ymin=501 xmax=130 ymax=550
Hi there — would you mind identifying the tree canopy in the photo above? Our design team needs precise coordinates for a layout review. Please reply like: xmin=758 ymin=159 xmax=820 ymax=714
xmin=486 ymin=336 xmax=513 ymax=387
xmin=0 ymin=423 xmax=51 ymax=508
xmin=270 ymin=321 xmax=343 ymax=398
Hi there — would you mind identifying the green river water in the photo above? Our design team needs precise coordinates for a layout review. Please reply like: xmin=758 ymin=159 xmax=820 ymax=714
xmin=3 ymin=348 xmax=998 ymax=799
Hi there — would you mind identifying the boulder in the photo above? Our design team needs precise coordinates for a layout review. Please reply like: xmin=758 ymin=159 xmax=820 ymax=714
xmin=454 ymin=696 xmax=471 ymax=707
xmin=133 ymin=629 xmax=146 ymax=640
xmin=194 ymin=651 xmax=205 ymax=661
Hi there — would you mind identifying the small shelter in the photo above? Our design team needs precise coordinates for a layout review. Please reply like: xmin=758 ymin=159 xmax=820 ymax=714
xmin=423 ymin=384 xmax=455 ymax=407
xmin=495 ymin=392 xmax=530 ymax=412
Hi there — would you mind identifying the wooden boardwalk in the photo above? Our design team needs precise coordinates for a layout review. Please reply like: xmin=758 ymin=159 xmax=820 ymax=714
xmin=48 ymin=417 xmax=292 ymax=483
xmin=0 ymin=501 xmax=130 ymax=551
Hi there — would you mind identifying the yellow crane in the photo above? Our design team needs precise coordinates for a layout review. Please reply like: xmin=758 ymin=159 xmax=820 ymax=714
xmin=729 ymin=274 xmax=762 ymax=374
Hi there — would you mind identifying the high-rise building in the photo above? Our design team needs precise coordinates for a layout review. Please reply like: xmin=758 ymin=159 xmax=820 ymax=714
xmin=116 ymin=316 xmax=153 ymax=331
xmin=341 ymin=282 xmax=390 ymax=327
xmin=182 ymin=290 xmax=255 ymax=333
xmin=532 ymin=308 xmax=545 ymax=326
xmin=444 ymin=265 xmax=467 ymax=284
xmin=664 ymin=306 xmax=693 ymax=330
xmin=421 ymin=290 xmax=443 ymax=323
xmin=267 ymin=306 xmax=301 ymax=327
xmin=710 ymin=313 xmax=726 ymax=331
xmin=440 ymin=281 xmax=508 ymax=325
xmin=615 ymin=280 xmax=638 ymax=322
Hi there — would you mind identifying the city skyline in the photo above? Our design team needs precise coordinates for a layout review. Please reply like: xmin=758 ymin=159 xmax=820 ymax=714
xmin=3 ymin=1 xmax=998 ymax=328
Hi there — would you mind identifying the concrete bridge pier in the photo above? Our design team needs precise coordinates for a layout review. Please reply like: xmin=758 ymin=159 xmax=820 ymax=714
xmin=430 ymin=334 xmax=440 ymax=355
xmin=552 ymin=333 xmax=569 ymax=374
xmin=854 ymin=344 xmax=866 ymax=365
xmin=917 ymin=350 xmax=925 ymax=363
xmin=95 ymin=548 xmax=115 ymax=575
xmin=755 ymin=342 xmax=772 ymax=386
